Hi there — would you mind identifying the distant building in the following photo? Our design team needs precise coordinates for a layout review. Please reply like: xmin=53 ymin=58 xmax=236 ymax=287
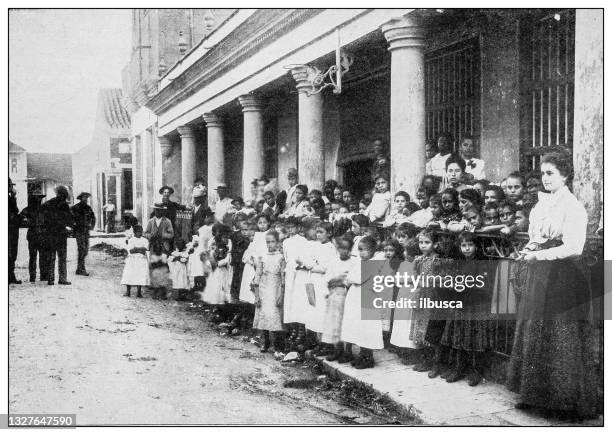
xmin=27 ymin=152 xmax=73 ymax=201
xmin=8 ymin=141 xmax=28 ymax=209
xmin=73 ymin=88 xmax=132 ymax=232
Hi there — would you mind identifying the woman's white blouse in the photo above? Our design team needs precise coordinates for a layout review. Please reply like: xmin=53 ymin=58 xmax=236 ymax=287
xmin=527 ymin=185 xmax=587 ymax=260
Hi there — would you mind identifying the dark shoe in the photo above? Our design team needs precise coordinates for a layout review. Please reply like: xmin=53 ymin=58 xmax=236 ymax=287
xmin=440 ymin=366 xmax=454 ymax=379
xmin=29 ymin=278 xmax=36 ymax=283
xmin=58 ymin=280 xmax=71 ymax=285
xmin=325 ymin=351 xmax=341 ymax=362
xmin=9 ymin=279 xmax=22 ymax=284
xmin=354 ymin=356 xmax=375 ymax=369
xmin=514 ymin=402 xmax=532 ymax=410
xmin=338 ymin=352 xmax=354 ymax=364
xmin=47 ymin=281 xmax=55 ymax=286
xmin=413 ymin=360 xmax=433 ymax=372
xmin=75 ymin=271 xmax=90 ymax=276
xmin=136 ymin=291 xmax=143 ymax=298
xmin=123 ymin=291 xmax=131 ymax=297
xmin=428 ymin=363 xmax=443 ymax=378
xmin=446 ymin=369 xmax=465 ymax=383
xmin=467 ymin=369 xmax=482 ymax=387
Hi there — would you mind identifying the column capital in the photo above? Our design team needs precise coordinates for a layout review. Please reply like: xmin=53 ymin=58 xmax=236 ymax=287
xmin=238 ymin=94 xmax=265 ymax=112
xmin=290 ymin=65 xmax=321 ymax=94
xmin=382 ymin=14 xmax=426 ymax=51
xmin=202 ymin=113 xmax=223 ymax=128
xmin=158 ymin=136 xmax=174 ymax=158
xmin=177 ymin=125 xmax=195 ymax=139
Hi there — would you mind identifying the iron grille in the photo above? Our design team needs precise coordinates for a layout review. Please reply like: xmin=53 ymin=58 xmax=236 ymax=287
xmin=425 ymin=38 xmax=480 ymax=151
xmin=519 ymin=10 xmax=575 ymax=172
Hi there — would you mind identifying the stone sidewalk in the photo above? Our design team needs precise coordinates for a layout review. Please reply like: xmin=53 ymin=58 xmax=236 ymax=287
xmin=316 ymin=349 xmax=603 ymax=426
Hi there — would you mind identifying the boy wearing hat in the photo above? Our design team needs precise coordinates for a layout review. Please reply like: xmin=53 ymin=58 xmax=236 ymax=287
xmin=144 ymin=203 xmax=175 ymax=253
xmin=71 ymin=192 xmax=96 ymax=275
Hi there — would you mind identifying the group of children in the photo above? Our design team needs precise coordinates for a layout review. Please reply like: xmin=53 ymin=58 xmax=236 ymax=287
xmin=119 ymin=158 xmax=536 ymax=385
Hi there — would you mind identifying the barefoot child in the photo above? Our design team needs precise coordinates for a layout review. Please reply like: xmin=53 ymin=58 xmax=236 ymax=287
xmin=252 ymin=230 xmax=286 ymax=356
xmin=121 ymin=225 xmax=149 ymax=297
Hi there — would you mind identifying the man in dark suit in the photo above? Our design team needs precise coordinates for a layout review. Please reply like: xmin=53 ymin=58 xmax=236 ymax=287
xmin=190 ymin=184 xmax=211 ymax=236
xmin=39 ymin=185 xmax=74 ymax=285
xmin=71 ymin=192 xmax=96 ymax=276
xmin=19 ymin=192 xmax=47 ymax=282
xmin=8 ymin=178 xmax=22 ymax=284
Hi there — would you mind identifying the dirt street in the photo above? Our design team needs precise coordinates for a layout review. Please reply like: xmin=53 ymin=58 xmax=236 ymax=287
xmin=8 ymin=234 xmax=402 ymax=425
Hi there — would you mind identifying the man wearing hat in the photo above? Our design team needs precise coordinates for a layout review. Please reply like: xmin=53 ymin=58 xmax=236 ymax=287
xmin=39 ymin=185 xmax=74 ymax=285
xmin=71 ymin=192 xmax=96 ymax=276
xmin=212 ymin=183 xmax=233 ymax=224
xmin=154 ymin=185 xmax=184 ymax=228
xmin=8 ymin=178 xmax=22 ymax=284
xmin=19 ymin=191 xmax=47 ymax=282
xmin=144 ymin=203 xmax=174 ymax=253
xmin=190 ymin=183 xmax=212 ymax=235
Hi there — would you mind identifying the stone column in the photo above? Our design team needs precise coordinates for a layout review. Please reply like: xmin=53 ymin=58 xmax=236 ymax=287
xmin=239 ymin=95 xmax=265 ymax=197
xmin=290 ymin=66 xmax=325 ymax=190
xmin=382 ymin=14 xmax=426 ymax=198
xmin=158 ymin=135 xmax=174 ymax=186
xmin=177 ymin=126 xmax=197 ymax=205
xmin=572 ymin=9 xmax=603 ymax=232
xmin=202 ymin=113 xmax=225 ymax=190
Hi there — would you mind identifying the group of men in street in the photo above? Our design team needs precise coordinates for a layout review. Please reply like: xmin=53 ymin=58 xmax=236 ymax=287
xmin=8 ymin=178 xmax=96 ymax=286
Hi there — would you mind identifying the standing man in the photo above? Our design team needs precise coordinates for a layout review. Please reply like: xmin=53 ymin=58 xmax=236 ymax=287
xmin=426 ymin=132 xmax=454 ymax=178
xmin=8 ymin=178 xmax=22 ymax=284
xmin=71 ymin=192 xmax=96 ymax=276
xmin=212 ymin=183 xmax=233 ymax=224
xmin=459 ymin=135 xmax=485 ymax=181
xmin=39 ymin=185 xmax=73 ymax=285
xmin=19 ymin=192 xmax=47 ymax=282
xmin=102 ymin=199 xmax=116 ymax=233
xmin=191 ymin=184 xmax=211 ymax=235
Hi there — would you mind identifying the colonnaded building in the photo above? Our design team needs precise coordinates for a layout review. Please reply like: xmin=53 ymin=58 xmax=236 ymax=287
xmin=121 ymin=8 xmax=602 ymax=231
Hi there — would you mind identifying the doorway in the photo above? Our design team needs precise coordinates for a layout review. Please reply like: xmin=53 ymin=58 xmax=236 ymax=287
xmin=342 ymin=159 xmax=373 ymax=198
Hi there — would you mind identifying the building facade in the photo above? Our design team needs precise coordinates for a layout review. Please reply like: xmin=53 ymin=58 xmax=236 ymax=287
xmin=73 ymin=89 xmax=132 ymax=231
xmin=122 ymin=8 xmax=236 ymax=223
xmin=125 ymin=8 xmax=601 ymax=231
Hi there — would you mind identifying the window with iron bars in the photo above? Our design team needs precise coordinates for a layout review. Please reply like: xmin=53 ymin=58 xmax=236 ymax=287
xmin=519 ymin=10 xmax=575 ymax=172
xmin=425 ymin=38 xmax=480 ymax=151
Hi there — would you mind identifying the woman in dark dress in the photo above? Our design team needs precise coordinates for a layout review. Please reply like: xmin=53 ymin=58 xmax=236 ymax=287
xmin=506 ymin=151 xmax=599 ymax=419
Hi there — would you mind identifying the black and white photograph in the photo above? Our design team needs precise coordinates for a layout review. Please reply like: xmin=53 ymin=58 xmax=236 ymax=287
xmin=4 ymin=5 xmax=606 ymax=428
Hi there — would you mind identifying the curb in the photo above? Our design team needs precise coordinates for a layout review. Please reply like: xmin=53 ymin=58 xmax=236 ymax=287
xmin=313 ymin=355 xmax=424 ymax=424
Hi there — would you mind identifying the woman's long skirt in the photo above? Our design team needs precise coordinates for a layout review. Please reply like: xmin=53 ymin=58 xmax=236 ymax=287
xmin=506 ymin=259 xmax=599 ymax=417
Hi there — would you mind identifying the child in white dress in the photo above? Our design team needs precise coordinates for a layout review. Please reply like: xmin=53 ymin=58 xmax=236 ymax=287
xmin=252 ymin=230 xmax=286 ymax=356
xmin=305 ymin=222 xmax=338 ymax=356
xmin=168 ymin=239 xmax=190 ymax=301
xmin=321 ymin=236 xmax=355 ymax=361
xmin=202 ymin=224 xmax=233 ymax=305
xmin=282 ymin=216 xmax=305 ymax=350
xmin=121 ymin=225 xmax=149 ymax=298
xmin=189 ymin=211 xmax=214 ymax=298
xmin=340 ymin=236 xmax=384 ymax=369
